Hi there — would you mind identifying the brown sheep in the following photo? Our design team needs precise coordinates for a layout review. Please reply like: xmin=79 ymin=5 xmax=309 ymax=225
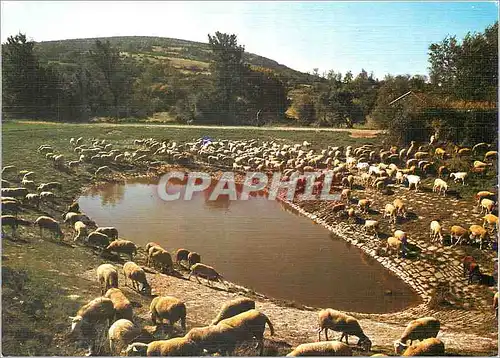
xmin=358 ymin=198 xmax=372 ymax=214
xmin=393 ymin=317 xmax=440 ymax=354
xmin=187 ymin=252 xmax=201 ymax=267
xmin=123 ymin=261 xmax=151 ymax=295
xmin=401 ymin=338 xmax=445 ymax=356
xmin=108 ymin=319 xmax=141 ymax=355
xmin=150 ymin=296 xmax=187 ymax=331
xmin=188 ymin=263 xmax=227 ymax=288
xmin=150 ymin=249 xmax=174 ymax=273
xmin=287 ymin=341 xmax=353 ymax=356
xmin=175 ymin=248 xmax=190 ymax=264
xmin=125 ymin=338 xmax=202 ymax=356
xmin=450 ymin=225 xmax=468 ymax=246
xmin=211 ymin=297 xmax=256 ymax=325
xmin=34 ymin=216 xmax=64 ymax=240
xmin=105 ymin=288 xmax=133 ymax=321
xmin=317 ymin=309 xmax=372 ymax=351
xmin=103 ymin=239 xmax=137 ymax=260
xmin=96 ymin=264 xmax=118 ymax=295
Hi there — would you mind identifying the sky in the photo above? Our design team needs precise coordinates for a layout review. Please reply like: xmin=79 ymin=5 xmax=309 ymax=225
xmin=1 ymin=1 xmax=498 ymax=79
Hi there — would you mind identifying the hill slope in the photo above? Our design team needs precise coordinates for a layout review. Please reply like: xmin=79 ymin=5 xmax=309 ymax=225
xmin=34 ymin=35 xmax=312 ymax=82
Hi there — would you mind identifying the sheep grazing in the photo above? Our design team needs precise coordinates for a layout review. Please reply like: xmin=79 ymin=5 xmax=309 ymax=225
xmin=358 ymin=198 xmax=372 ymax=214
xmin=400 ymin=338 xmax=445 ymax=356
xmin=96 ymin=264 xmax=118 ymax=295
xmin=211 ymin=297 xmax=256 ymax=325
xmin=340 ymin=188 xmax=351 ymax=204
xmin=484 ymin=150 xmax=497 ymax=161
xmin=25 ymin=193 xmax=41 ymax=208
xmin=480 ymin=198 xmax=495 ymax=215
xmin=103 ymin=240 xmax=137 ymax=261
xmin=386 ymin=236 xmax=403 ymax=257
xmin=469 ymin=224 xmax=489 ymax=250
xmin=450 ymin=172 xmax=467 ymax=185
xmin=286 ymin=341 xmax=353 ymax=356
xmin=86 ymin=231 xmax=110 ymax=249
xmin=188 ymin=263 xmax=227 ymax=288
xmin=94 ymin=226 xmax=118 ymax=240
xmin=123 ymin=261 xmax=151 ymax=295
xmin=393 ymin=198 xmax=407 ymax=218
xmin=494 ymin=292 xmax=498 ymax=318
xmin=125 ymin=338 xmax=201 ymax=356
xmin=69 ymin=297 xmax=116 ymax=356
xmin=317 ymin=309 xmax=371 ymax=351
xmin=2 ymin=165 xmax=16 ymax=174
xmin=110 ymin=320 xmax=153 ymax=356
xmin=150 ymin=296 xmax=187 ymax=331
xmin=149 ymin=249 xmax=174 ymax=274
xmin=429 ymin=220 xmax=444 ymax=244
xmin=1 ymin=187 xmax=29 ymax=198
xmin=175 ymin=248 xmax=190 ymax=265
xmin=363 ymin=220 xmax=380 ymax=238
xmin=475 ymin=191 xmax=496 ymax=207
xmin=404 ymin=174 xmax=421 ymax=191
xmin=482 ymin=214 xmax=499 ymax=232
xmin=450 ymin=225 xmax=468 ymax=246
xmin=95 ymin=165 xmax=111 ymax=176
xmin=34 ymin=216 xmax=64 ymax=240
xmin=1 ymin=215 xmax=32 ymax=236
xmin=64 ymin=212 xmax=93 ymax=226
xmin=187 ymin=252 xmax=201 ymax=267
xmin=432 ymin=178 xmax=448 ymax=196
xmin=393 ymin=317 xmax=440 ymax=354
xmin=105 ymin=288 xmax=133 ymax=321
xmin=2 ymin=200 xmax=20 ymax=216
xmin=384 ymin=204 xmax=397 ymax=224
xmin=73 ymin=221 xmax=88 ymax=241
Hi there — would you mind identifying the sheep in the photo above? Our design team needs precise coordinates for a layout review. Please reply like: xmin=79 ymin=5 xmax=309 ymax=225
xmin=384 ymin=204 xmax=397 ymax=224
xmin=432 ymin=178 xmax=448 ymax=196
xmin=73 ymin=221 xmax=88 ymax=241
xmin=2 ymin=200 xmax=20 ymax=216
xmin=183 ymin=324 xmax=239 ymax=356
xmin=150 ymin=296 xmax=187 ymax=331
xmin=480 ymin=198 xmax=495 ymax=214
xmin=450 ymin=172 xmax=467 ymax=185
xmin=175 ymin=248 xmax=190 ymax=264
xmin=215 ymin=309 xmax=274 ymax=356
xmin=462 ymin=256 xmax=478 ymax=277
xmin=393 ymin=317 xmax=440 ymax=354
xmin=395 ymin=170 xmax=405 ymax=185
xmin=69 ymin=297 xmax=115 ymax=356
xmin=393 ymin=198 xmax=407 ymax=218
xmin=125 ymin=338 xmax=201 ymax=356
xmin=94 ymin=226 xmax=118 ymax=240
xmin=363 ymin=220 xmax=380 ymax=238
xmin=358 ymin=198 xmax=372 ymax=214
xmin=86 ymin=231 xmax=110 ymax=249
xmin=95 ymin=165 xmax=111 ymax=176
xmin=450 ymin=225 xmax=468 ymax=246
xmin=317 ymin=309 xmax=372 ymax=351
xmin=97 ymin=264 xmax=119 ymax=295
xmin=340 ymin=188 xmax=351 ymax=204
xmin=484 ymin=150 xmax=497 ymax=161
xmin=404 ymin=174 xmax=421 ymax=191
xmin=149 ymin=249 xmax=174 ymax=273
xmin=25 ymin=193 xmax=41 ymax=208
xmin=1 ymin=215 xmax=32 ymax=236
xmin=341 ymin=175 xmax=354 ymax=189
xmin=2 ymin=165 xmax=16 ymax=174
xmin=211 ymin=297 xmax=256 ymax=325
xmin=34 ymin=216 xmax=64 ymax=240
xmin=123 ymin=261 xmax=151 ymax=295
xmin=286 ymin=341 xmax=353 ymax=356
xmin=482 ymin=214 xmax=498 ymax=232
xmin=38 ymin=181 xmax=63 ymax=191
xmin=386 ymin=236 xmax=403 ymax=257
xmin=494 ymin=292 xmax=498 ymax=318
xmin=475 ymin=191 xmax=496 ymax=207
xmin=187 ymin=252 xmax=201 ymax=267
xmin=64 ymin=212 xmax=92 ymax=226
xmin=188 ymin=263 xmax=228 ymax=288
xmin=400 ymin=338 xmax=445 ymax=356
xmin=105 ymin=288 xmax=133 ymax=321
xmin=430 ymin=220 xmax=444 ymax=244
xmin=39 ymin=191 xmax=55 ymax=201
xmin=103 ymin=240 xmax=137 ymax=261
xmin=469 ymin=224 xmax=489 ymax=249
xmin=1 ymin=187 xmax=29 ymax=198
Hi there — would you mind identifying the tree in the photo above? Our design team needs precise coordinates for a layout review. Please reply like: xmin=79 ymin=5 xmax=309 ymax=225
xmin=207 ymin=32 xmax=247 ymax=123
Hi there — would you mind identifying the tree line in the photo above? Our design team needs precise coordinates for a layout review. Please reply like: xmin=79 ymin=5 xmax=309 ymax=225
xmin=2 ymin=22 xmax=497 ymax=145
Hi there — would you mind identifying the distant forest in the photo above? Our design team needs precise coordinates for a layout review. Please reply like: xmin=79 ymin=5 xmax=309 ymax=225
xmin=2 ymin=23 xmax=497 ymax=144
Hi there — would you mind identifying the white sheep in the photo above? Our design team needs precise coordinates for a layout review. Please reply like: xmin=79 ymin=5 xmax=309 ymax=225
xmin=108 ymin=319 xmax=144 ymax=356
xmin=384 ymin=204 xmax=397 ymax=224
xmin=404 ymin=174 xmax=421 ymax=191
xmin=386 ymin=236 xmax=403 ymax=257
xmin=450 ymin=172 xmax=467 ymax=185
xmin=480 ymin=198 xmax=495 ymax=214
xmin=432 ymin=178 xmax=448 ymax=196
xmin=430 ymin=220 xmax=444 ymax=244
xmin=34 ymin=216 xmax=64 ymax=240
xmin=73 ymin=221 xmax=88 ymax=241
xmin=96 ymin=264 xmax=119 ymax=295
xmin=363 ymin=220 xmax=380 ymax=238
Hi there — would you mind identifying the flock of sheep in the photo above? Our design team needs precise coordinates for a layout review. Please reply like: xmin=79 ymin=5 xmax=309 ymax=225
xmin=1 ymin=134 xmax=498 ymax=356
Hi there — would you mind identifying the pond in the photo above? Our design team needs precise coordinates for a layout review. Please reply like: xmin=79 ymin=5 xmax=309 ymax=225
xmin=79 ymin=176 xmax=421 ymax=313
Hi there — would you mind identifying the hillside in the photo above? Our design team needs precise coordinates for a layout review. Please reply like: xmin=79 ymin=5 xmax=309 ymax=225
xmin=34 ymin=36 xmax=313 ymax=82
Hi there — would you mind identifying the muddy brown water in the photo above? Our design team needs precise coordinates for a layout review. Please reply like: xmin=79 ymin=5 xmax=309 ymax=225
xmin=79 ymin=177 xmax=421 ymax=313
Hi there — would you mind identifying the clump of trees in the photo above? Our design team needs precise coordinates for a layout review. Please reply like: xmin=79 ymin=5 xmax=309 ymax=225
xmin=2 ymin=22 xmax=497 ymax=145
